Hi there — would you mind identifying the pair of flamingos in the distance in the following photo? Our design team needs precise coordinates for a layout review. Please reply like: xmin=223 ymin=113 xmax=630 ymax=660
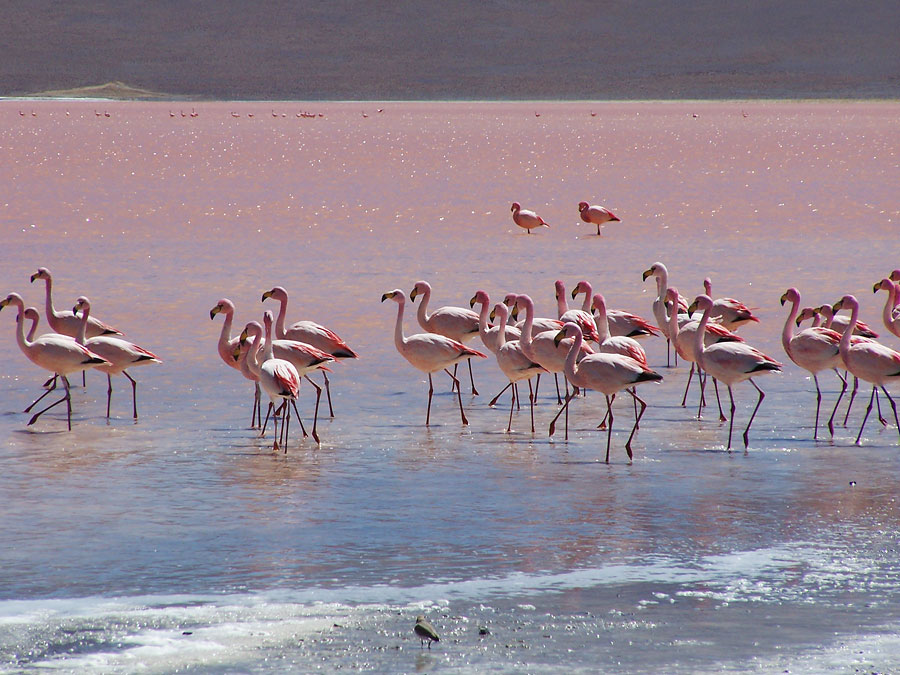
xmin=1 ymin=268 xmax=161 ymax=430
xmin=510 ymin=201 xmax=619 ymax=235
xmin=210 ymin=286 xmax=358 ymax=451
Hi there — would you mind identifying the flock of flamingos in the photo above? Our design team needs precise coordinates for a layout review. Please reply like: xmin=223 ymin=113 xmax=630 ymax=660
xmin=3 ymin=258 xmax=900 ymax=460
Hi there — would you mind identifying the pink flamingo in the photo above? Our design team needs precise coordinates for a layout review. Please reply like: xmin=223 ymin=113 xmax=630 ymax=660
xmin=31 ymin=267 xmax=122 ymax=339
xmin=873 ymin=277 xmax=900 ymax=339
xmin=779 ymin=288 xmax=847 ymax=438
xmin=73 ymin=296 xmax=161 ymax=419
xmin=502 ymin=292 xmax=563 ymax=334
xmin=211 ymin=298 xmax=262 ymax=427
xmin=242 ymin=317 xmax=335 ymax=444
xmin=643 ymin=262 xmax=689 ymax=366
xmin=1 ymin=292 xmax=110 ymax=430
xmin=510 ymin=202 xmax=550 ymax=234
xmin=816 ymin=303 xmax=879 ymax=338
xmin=578 ymin=201 xmax=620 ymax=236
xmin=667 ymin=287 xmax=744 ymax=415
xmin=236 ymin=321 xmax=263 ymax=428
xmin=795 ymin=307 xmax=823 ymax=327
xmin=262 ymin=285 xmax=357 ymax=417
xmin=554 ymin=280 xmax=601 ymax=343
xmin=831 ymin=295 xmax=900 ymax=444
xmin=410 ymin=280 xmax=481 ymax=394
xmin=571 ymin=280 xmax=659 ymax=339
xmin=549 ymin=323 xmax=663 ymax=462
xmin=701 ymin=277 xmax=760 ymax=331
xmin=490 ymin=302 xmax=546 ymax=432
xmin=381 ymin=289 xmax=487 ymax=426
xmin=245 ymin=311 xmax=302 ymax=452
xmin=689 ymin=295 xmax=782 ymax=450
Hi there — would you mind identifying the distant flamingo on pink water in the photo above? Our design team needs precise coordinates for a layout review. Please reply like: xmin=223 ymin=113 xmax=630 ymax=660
xmin=779 ymin=288 xmax=847 ymax=438
xmin=832 ymin=295 xmax=900 ymax=444
xmin=510 ymin=202 xmax=550 ymax=234
xmin=1 ymin=292 xmax=110 ymax=430
xmin=689 ymin=294 xmax=782 ymax=450
xmin=381 ymin=290 xmax=487 ymax=426
xmin=578 ymin=201 xmax=620 ymax=236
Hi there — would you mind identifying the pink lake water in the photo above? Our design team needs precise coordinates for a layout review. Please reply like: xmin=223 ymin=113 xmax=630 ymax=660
xmin=1 ymin=100 xmax=899 ymax=673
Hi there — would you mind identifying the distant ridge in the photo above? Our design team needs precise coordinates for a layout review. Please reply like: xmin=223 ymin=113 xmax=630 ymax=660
xmin=23 ymin=81 xmax=181 ymax=101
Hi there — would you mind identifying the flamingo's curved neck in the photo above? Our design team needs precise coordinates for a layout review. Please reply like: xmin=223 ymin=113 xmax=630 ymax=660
xmin=577 ymin=282 xmax=592 ymax=312
xmin=26 ymin=314 xmax=39 ymax=342
xmin=13 ymin=302 xmax=33 ymax=354
xmin=564 ymin=328 xmax=583 ymax=382
xmin=273 ymin=295 xmax=288 ymax=339
xmin=476 ymin=301 xmax=490 ymax=339
xmin=42 ymin=277 xmax=59 ymax=321
xmin=415 ymin=287 xmax=431 ymax=328
xmin=819 ymin=306 xmax=834 ymax=329
xmin=393 ymin=297 xmax=408 ymax=352
xmin=76 ymin=303 xmax=90 ymax=346
xmin=262 ymin=321 xmax=275 ymax=362
xmin=495 ymin=307 xmax=508 ymax=346
xmin=246 ymin=331 xmax=262 ymax=377
xmin=519 ymin=298 xmax=534 ymax=350
xmin=555 ymin=284 xmax=568 ymax=318
xmin=693 ymin=300 xmax=712 ymax=369
xmin=838 ymin=300 xmax=858 ymax=360
xmin=218 ymin=308 xmax=234 ymax=354
xmin=667 ymin=295 xmax=681 ymax=342
xmin=781 ymin=296 xmax=799 ymax=358
xmin=593 ymin=296 xmax=610 ymax=343
xmin=881 ymin=283 xmax=898 ymax=333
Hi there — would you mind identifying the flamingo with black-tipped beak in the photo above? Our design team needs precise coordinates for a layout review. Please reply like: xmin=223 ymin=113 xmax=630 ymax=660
xmin=578 ymin=201 xmax=620 ymax=236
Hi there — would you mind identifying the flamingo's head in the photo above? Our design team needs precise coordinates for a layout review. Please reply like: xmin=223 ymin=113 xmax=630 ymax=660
xmin=239 ymin=321 xmax=262 ymax=345
xmin=795 ymin=307 xmax=819 ymax=326
xmin=571 ymin=280 xmax=589 ymax=299
xmin=30 ymin=267 xmax=51 ymax=283
xmin=470 ymin=290 xmax=489 ymax=309
xmin=409 ymin=281 xmax=430 ymax=302
xmin=381 ymin=289 xmax=405 ymax=305
xmin=703 ymin=277 xmax=712 ymax=296
xmin=780 ymin=287 xmax=800 ymax=306
xmin=554 ymin=279 xmax=565 ymax=300
xmin=873 ymin=278 xmax=893 ymax=294
xmin=261 ymin=286 xmax=287 ymax=303
xmin=832 ymin=295 xmax=856 ymax=314
xmin=491 ymin=302 xmax=508 ymax=325
xmin=590 ymin=293 xmax=606 ymax=313
xmin=888 ymin=269 xmax=900 ymax=283
xmin=642 ymin=263 xmax=662 ymax=282
xmin=24 ymin=307 xmax=39 ymax=324
xmin=577 ymin=201 xmax=589 ymax=213
xmin=510 ymin=202 xmax=520 ymax=213
xmin=73 ymin=295 xmax=91 ymax=316
xmin=553 ymin=321 xmax=582 ymax=347
xmin=816 ymin=304 xmax=835 ymax=320
xmin=687 ymin=294 xmax=713 ymax=316
xmin=0 ymin=293 xmax=25 ymax=312
xmin=210 ymin=298 xmax=235 ymax=320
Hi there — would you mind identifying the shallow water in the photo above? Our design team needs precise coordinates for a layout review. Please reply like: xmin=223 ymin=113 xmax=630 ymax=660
xmin=1 ymin=100 xmax=899 ymax=673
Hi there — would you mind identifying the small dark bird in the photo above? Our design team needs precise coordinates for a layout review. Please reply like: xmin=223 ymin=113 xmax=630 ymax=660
xmin=414 ymin=615 xmax=439 ymax=648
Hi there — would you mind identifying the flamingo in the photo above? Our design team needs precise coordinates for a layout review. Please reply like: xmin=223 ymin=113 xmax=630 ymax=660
xmin=30 ymin=267 xmax=122 ymax=338
xmin=241 ymin=318 xmax=335 ymax=444
xmin=779 ymin=288 xmax=847 ymax=438
xmin=548 ymin=323 xmax=663 ymax=462
xmin=502 ymin=292 xmax=563 ymax=334
xmin=701 ymin=277 xmax=760 ymax=331
xmin=514 ymin=294 xmax=593 ymax=404
xmin=245 ymin=310 xmax=302 ymax=452
xmin=571 ymin=280 xmax=659 ymax=339
xmin=795 ymin=307 xmax=823 ymax=327
xmin=510 ymin=202 xmax=550 ymax=234
xmin=689 ymin=295 xmax=782 ymax=450
xmin=236 ymin=321 xmax=263 ymax=428
xmin=643 ymin=262 xmax=689 ymax=366
xmin=469 ymin=290 xmax=521 ymax=354
xmin=72 ymin=296 xmax=160 ymax=419
xmin=410 ymin=280 xmax=481 ymax=394
xmin=209 ymin=298 xmax=242 ymax=371
xmin=831 ymin=295 xmax=900 ymax=444
xmin=666 ymin=286 xmax=744 ymax=414
xmin=381 ymin=289 xmax=487 ymax=426
xmin=0 ymin=292 xmax=110 ymax=430
xmin=262 ymin=285 xmax=357 ymax=417
xmin=554 ymin=280 xmax=601 ymax=343
xmin=578 ymin=201 xmax=620 ymax=236
xmin=23 ymin=307 xmax=41 ymax=341
xmin=873 ymin=278 xmax=900 ymax=339
xmin=489 ymin=303 xmax=546 ymax=432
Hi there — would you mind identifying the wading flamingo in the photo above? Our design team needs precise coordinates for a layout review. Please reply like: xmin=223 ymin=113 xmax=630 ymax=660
xmin=571 ymin=280 xmax=659 ymax=339
xmin=643 ymin=262 xmax=689 ymax=366
xmin=832 ymin=295 xmax=900 ymax=444
xmin=262 ymin=285 xmax=357 ymax=417
xmin=490 ymin=302 xmax=546 ymax=432
xmin=30 ymin=267 xmax=122 ymax=338
xmin=689 ymin=295 xmax=782 ymax=450
xmin=549 ymin=323 xmax=663 ymax=462
xmin=779 ymin=288 xmax=847 ymax=438
xmin=210 ymin=299 xmax=242 ymax=371
xmin=469 ymin=290 xmax=521 ymax=354
xmin=381 ymin=289 xmax=487 ymax=426
xmin=873 ymin=278 xmax=900 ymax=339
xmin=511 ymin=202 xmax=549 ymax=234
xmin=667 ymin=287 xmax=744 ymax=415
xmin=701 ymin=277 xmax=760 ymax=331
xmin=1 ymin=292 xmax=110 ymax=430
xmin=73 ymin=296 xmax=161 ymax=419
xmin=236 ymin=322 xmax=263 ymax=428
xmin=245 ymin=310 xmax=302 ymax=452
xmin=578 ymin=201 xmax=620 ymax=236
xmin=410 ymin=280 xmax=481 ymax=394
